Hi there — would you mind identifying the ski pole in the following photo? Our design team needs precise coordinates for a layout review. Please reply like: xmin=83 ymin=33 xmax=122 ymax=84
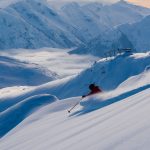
xmin=68 ymin=97 xmax=83 ymax=113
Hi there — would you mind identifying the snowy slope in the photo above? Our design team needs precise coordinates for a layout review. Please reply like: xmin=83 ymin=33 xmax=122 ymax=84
xmin=0 ymin=0 xmax=21 ymax=8
xmin=0 ymin=1 xmax=150 ymax=148
xmin=0 ymin=0 xmax=80 ymax=50
xmin=0 ymin=55 xmax=57 ymax=88
xmin=59 ymin=0 xmax=150 ymax=43
xmin=71 ymin=14 xmax=150 ymax=56
xmin=119 ymin=15 xmax=150 ymax=52
xmin=1 ymin=52 xmax=149 ymax=113
xmin=70 ymin=28 xmax=134 ymax=56
xmin=0 ymin=0 xmax=150 ymax=50
xmin=0 ymin=69 xmax=150 ymax=149
xmin=82 ymin=0 xmax=142 ymax=27
xmin=0 ymin=94 xmax=57 ymax=138
xmin=59 ymin=2 xmax=109 ymax=43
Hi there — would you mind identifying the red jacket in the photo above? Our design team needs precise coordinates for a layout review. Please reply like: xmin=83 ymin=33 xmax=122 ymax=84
xmin=83 ymin=86 xmax=102 ymax=98
xmin=88 ymin=86 xmax=102 ymax=96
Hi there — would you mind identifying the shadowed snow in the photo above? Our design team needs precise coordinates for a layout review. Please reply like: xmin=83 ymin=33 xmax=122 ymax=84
xmin=0 ymin=94 xmax=58 ymax=138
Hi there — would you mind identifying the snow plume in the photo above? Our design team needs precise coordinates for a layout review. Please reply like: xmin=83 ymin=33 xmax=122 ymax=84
xmin=80 ymin=70 xmax=150 ymax=113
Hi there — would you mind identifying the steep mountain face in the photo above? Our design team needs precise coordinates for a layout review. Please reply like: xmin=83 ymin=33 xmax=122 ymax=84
xmin=0 ymin=0 xmax=81 ymax=50
xmin=71 ymin=14 xmax=150 ymax=57
xmin=59 ymin=2 xmax=109 ymax=43
xmin=70 ymin=29 xmax=134 ymax=57
xmin=0 ymin=0 xmax=150 ymax=50
xmin=119 ymin=15 xmax=150 ymax=52
xmin=81 ymin=1 xmax=141 ymax=27
xmin=59 ymin=0 xmax=150 ymax=44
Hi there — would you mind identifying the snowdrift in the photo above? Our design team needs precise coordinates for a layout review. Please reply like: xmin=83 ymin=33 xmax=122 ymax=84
xmin=0 ymin=94 xmax=58 ymax=138
xmin=0 ymin=56 xmax=57 ymax=88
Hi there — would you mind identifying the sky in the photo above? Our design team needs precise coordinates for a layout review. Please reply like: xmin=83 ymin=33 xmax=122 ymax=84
xmin=128 ymin=0 xmax=150 ymax=8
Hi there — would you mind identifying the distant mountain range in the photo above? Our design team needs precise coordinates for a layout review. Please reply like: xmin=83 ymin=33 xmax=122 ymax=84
xmin=0 ymin=0 xmax=150 ymax=55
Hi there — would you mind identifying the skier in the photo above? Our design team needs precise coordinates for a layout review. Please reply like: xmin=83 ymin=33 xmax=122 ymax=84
xmin=82 ymin=83 xmax=102 ymax=98
xmin=68 ymin=84 xmax=102 ymax=113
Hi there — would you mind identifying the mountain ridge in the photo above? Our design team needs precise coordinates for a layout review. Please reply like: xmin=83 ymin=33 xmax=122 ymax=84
xmin=0 ymin=0 xmax=150 ymax=51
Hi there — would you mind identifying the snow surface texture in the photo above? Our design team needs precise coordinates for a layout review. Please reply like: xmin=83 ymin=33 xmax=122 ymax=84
xmin=0 ymin=48 xmax=150 ymax=150
xmin=0 ymin=94 xmax=58 ymax=138
xmin=0 ymin=53 xmax=147 ymax=103
xmin=0 ymin=52 xmax=149 ymax=113
xmin=0 ymin=68 xmax=150 ymax=150
xmin=80 ymin=71 xmax=150 ymax=112
xmin=0 ymin=0 xmax=150 ymax=50
xmin=0 ymin=1 xmax=150 ymax=149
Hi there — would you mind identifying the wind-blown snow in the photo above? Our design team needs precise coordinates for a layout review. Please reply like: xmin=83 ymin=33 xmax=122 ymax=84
xmin=80 ymin=70 xmax=150 ymax=112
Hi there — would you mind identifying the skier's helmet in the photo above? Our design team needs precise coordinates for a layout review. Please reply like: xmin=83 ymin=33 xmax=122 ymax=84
xmin=89 ymin=84 xmax=95 ymax=90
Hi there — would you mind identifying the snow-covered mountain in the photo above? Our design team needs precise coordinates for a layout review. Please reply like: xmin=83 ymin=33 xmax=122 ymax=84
xmin=70 ymin=28 xmax=134 ymax=56
xmin=0 ymin=0 xmax=81 ymax=50
xmin=119 ymin=15 xmax=150 ymax=52
xmin=1 ymin=52 xmax=149 ymax=113
xmin=0 ymin=51 xmax=150 ymax=149
xmin=0 ymin=55 xmax=57 ymax=88
xmin=0 ymin=0 xmax=150 ymax=149
xmin=0 ymin=0 xmax=150 ymax=50
xmin=71 ymin=14 xmax=150 ymax=56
